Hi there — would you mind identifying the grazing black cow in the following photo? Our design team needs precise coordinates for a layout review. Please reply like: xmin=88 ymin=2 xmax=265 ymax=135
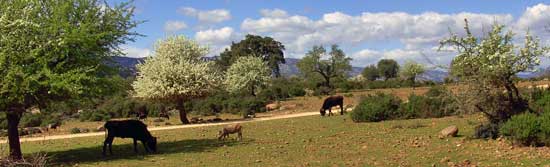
xmin=320 ymin=95 xmax=344 ymax=116
xmin=102 ymin=120 xmax=157 ymax=156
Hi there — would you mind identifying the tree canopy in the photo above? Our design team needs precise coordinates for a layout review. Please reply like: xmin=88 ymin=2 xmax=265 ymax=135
xmin=400 ymin=60 xmax=426 ymax=83
xmin=224 ymin=56 xmax=271 ymax=96
xmin=377 ymin=59 xmax=400 ymax=80
xmin=362 ymin=65 xmax=380 ymax=81
xmin=218 ymin=34 xmax=286 ymax=77
xmin=297 ymin=45 xmax=352 ymax=91
xmin=0 ymin=0 xmax=139 ymax=159
xmin=133 ymin=36 xmax=222 ymax=124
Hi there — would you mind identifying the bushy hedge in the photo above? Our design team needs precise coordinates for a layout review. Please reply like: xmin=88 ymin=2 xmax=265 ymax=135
xmin=399 ymin=86 xmax=458 ymax=119
xmin=500 ymin=112 xmax=550 ymax=146
xmin=351 ymin=93 xmax=401 ymax=122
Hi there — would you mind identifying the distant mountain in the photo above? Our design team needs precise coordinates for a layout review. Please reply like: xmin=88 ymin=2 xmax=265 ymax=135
xmin=111 ymin=56 xmax=544 ymax=81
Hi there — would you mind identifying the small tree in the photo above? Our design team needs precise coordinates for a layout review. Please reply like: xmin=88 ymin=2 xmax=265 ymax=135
xmin=400 ymin=61 xmax=426 ymax=89
xmin=362 ymin=65 xmax=380 ymax=81
xmin=296 ymin=45 xmax=352 ymax=92
xmin=440 ymin=19 xmax=548 ymax=124
xmin=224 ymin=56 xmax=271 ymax=96
xmin=133 ymin=36 xmax=222 ymax=124
xmin=0 ymin=0 xmax=139 ymax=159
xmin=377 ymin=59 xmax=400 ymax=80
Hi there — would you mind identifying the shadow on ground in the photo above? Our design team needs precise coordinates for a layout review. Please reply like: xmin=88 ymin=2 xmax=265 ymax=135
xmin=45 ymin=138 xmax=252 ymax=165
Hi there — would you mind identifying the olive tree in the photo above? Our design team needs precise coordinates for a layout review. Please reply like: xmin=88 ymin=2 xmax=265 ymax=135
xmin=440 ymin=19 xmax=548 ymax=124
xmin=0 ymin=0 xmax=139 ymax=160
xmin=297 ymin=45 xmax=352 ymax=91
xmin=377 ymin=59 xmax=400 ymax=80
xmin=224 ymin=56 xmax=271 ymax=96
xmin=133 ymin=36 xmax=222 ymax=124
xmin=400 ymin=60 xmax=425 ymax=89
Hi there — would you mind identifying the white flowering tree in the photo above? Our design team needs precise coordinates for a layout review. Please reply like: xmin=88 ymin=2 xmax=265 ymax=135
xmin=224 ymin=56 xmax=271 ymax=96
xmin=440 ymin=19 xmax=548 ymax=123
xmin=133 ymin=36 xmax=221 ymax=124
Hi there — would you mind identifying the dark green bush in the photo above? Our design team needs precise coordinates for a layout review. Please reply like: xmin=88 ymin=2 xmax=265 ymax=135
xmin=538 ymin=111 xmax=550 ymax=145
xmin=19 ymin=114 xmax=43 ymax=128
xmin=500 ymin=112 xmax=540 ymax=146
xmin=351 ymin=93 xmax=401 ymax=122
xmin=399 ymin=93 xmax=457 ymax=119
xmin=79 ymin=110 xmax=111 ymax=122
xmin=70 ymin=128 xmax=81 ymax=134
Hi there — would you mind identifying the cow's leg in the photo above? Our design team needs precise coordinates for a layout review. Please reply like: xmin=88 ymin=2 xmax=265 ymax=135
xmin=103 ymin=135 xmax=114 ymax=156
xmin=133 ymin=139 xmax=138 ymax=153
xmin=238 ymin=132 xmax=242 ymax=141
xmin=141 ymin=140 xmax=150 ymax=153
xmin=340 ymin=104 xmax=344 ymax=115
xmin=328 ymin=108 xmax=333 ymax=116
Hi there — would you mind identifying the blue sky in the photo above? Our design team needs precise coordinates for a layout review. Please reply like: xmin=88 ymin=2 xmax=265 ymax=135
xmin=113 ymin=0 xmax=550 ymax=67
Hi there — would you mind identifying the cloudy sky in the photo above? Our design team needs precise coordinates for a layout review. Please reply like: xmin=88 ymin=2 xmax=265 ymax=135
xmin=113 ymin=0 xmax=550 ymax=67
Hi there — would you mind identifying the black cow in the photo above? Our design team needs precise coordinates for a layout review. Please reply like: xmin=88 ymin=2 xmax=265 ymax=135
xmin=320 ymin=95 xmax=344 ymax=116
xmin=102 ymin=120 xmax=157 ymax=156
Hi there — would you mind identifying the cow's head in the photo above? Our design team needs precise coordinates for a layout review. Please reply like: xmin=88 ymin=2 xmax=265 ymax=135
xmin=147 ymin=137 xmax=157 ymax=152
xmin=320 ymin=108 xmax=326 ymax=116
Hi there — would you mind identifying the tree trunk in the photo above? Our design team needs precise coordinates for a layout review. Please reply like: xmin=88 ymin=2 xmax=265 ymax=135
xmin=7 ymin=110 xmax=23 ymax=160
xmin=176 ymin=99 xmax=190 ymax=124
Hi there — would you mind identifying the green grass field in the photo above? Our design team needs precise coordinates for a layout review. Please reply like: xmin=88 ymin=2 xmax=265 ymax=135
xmin=8 ymin=113 xmax=550 ymax=167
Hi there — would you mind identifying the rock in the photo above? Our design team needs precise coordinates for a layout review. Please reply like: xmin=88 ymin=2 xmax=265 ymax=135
xmin=255 ymin=160 xmax=262 ymax=163
xmin=265 ymin=103 xmax=280 ymax=111
xmin=97 ymin=125 xmax=105 ymax=132
xmin=440 ymin=125 xmax=459 ymax=138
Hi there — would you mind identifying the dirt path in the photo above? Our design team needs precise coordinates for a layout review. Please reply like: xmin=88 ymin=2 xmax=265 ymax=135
xmin=0 ymin=112 xmax=319 ymax=144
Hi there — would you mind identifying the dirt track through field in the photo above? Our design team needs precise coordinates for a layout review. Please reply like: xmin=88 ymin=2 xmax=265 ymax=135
xmin=0 ymin=112 xmax=319 ymax=144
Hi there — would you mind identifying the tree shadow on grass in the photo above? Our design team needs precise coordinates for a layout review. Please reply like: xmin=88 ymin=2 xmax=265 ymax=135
xmin=46 ymin=138 xmax=253 ymax=166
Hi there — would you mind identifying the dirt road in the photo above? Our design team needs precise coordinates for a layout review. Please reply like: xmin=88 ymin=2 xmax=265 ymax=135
xmin=0 ymin=112 xmax=319 ymax=144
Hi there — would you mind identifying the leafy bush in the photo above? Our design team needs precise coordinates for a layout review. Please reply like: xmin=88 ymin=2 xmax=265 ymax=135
xmin=70 ymin=128 xmax=81 ymax=134
xmin=351 ymin=93 xmax=401 ymax=122
xmin=399 ymin=93 xmax=458 ymax=119
xmin=500 ymin=112 xmax=540 ymax=146
xmin=18 ymin=113 xmax=62 ymax=128
xmin=79 ymin=110 xmax=111 ymax=122
xmin=538 ymin=111 xmax=550 ymax=145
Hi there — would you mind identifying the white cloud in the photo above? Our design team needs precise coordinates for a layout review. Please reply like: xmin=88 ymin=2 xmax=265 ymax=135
xmin=195 ymin=27 xmax=238 ymax=56
xmin=237 ymin=6 xmax=550 ymax=67
xmin=516 ymin=3 xmax=550 ymax=35
xmin=259 ymin=9 xmax=288 ymax=18
xmin=122 ymin=46 xmax=151 ymax=58
xmin=164 ymin=20 xmax=187 ymax=33
xmin=178 ymin=7 xmax=231 ymax=24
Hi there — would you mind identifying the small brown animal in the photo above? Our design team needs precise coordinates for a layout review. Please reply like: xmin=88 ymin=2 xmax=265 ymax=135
xmin=218 ymin=124 xmax=242 ymax=141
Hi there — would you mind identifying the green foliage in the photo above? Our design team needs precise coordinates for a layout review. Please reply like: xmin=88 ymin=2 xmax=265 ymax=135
xmin=399 ymin=94 xmax=456 ymax=119
xmin=258 ymin=77 xmax=306 ymax=101
xmin=377 ymin=59 xmax=400 ymax=80
xmin=218 ymin=34 xmax=286 ymax=77
xmin=0 ymin=0 xmax=140 ymax=111
xmin=500 ymin=112 xmax=540 ymax=146
xmin=474 ymin=123 xmax=501 ymax=139
xmin=362 ymin=65 xmax=379 ymax=81
xmin=70 ymin=128 xmax=81 ymax=134
xmin=351 ymin=93 xmax=401 ymax=122
xmin=79 ymin=110 xmax=111 ymax=122
xmin=224 ymin=56 xmax=271 ymax=96
xmin=297 ymin=45 xmax=352 ymax=94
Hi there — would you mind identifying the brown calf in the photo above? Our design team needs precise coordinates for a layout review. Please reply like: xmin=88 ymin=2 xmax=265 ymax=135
xmin=218 ymin=124 xmax=242 ymax=141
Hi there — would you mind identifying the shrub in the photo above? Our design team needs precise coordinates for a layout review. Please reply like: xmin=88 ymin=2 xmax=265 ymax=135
xmin=19 ymin=114 xmax=43 ymax=128
xmin=538 ymin=111 xmax=550 ymax=145
xmin=351 ymin=93 xmax=401 ymax=122
xmin=70 ymin=128 xmax=81 ymax=134
xmin=500 ymin=112 xmax=540 ymax=146
xmin=79 ymin=110 xmax=111 ymax=122
xmin=399 ymin=93 xmax=457 ymax=119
